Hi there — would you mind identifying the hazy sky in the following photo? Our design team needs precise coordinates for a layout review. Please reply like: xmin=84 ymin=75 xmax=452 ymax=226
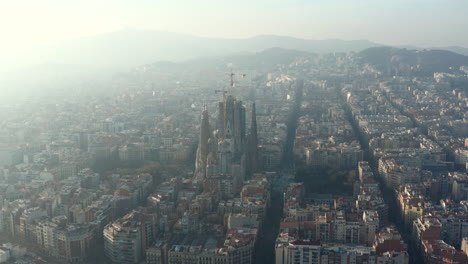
xmin=1 ymin=0 xmax=467 ymax=63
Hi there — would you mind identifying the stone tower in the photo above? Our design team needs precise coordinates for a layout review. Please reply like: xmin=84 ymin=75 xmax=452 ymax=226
xmin=217 ymin=95 xmax=246 ymax=161
xmin=245 ymin=103 xmax=259 ymax=177
xmin=194 ymin=105 xmax=211 ymax=181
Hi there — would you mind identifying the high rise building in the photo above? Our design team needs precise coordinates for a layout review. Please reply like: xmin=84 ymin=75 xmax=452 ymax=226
xmin=35 ymin=218 xmax=94 ymax=264
xmin=373 ymin=226 xmax=409 ymax=264
xmin=104 ymin=218 xmax=143 ymax=264
xmin=103 ymin=209 xmax=158 ymax=264
xmin=275 ymin=241 xmax=377 ymax=264
xmin=361 ymin=210 xmax=379 ymax=246
xmin=412 ymin=216 xmax=441 ymax=255
xmin=275 ymin=240 xmax=321 ymax=264
xmin=55 ymin=225 xmax=94 ymax=264
xmin=421 ymin=240 xmax=468 ymax=264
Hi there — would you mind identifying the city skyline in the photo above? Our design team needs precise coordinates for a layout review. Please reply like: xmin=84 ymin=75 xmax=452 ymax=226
xmin=1 ymin=1 xmax=468 ymax=264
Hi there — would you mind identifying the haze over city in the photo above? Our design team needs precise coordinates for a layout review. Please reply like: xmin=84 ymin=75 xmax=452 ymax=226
xmin=2 ymin=0 xmax=468 ymax=70
xmin=1 ymin=1 xmax=468 ymax=264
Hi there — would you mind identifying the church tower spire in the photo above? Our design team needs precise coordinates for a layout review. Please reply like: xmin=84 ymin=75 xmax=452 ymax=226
xmin=246 ymin=103 xmax=259 ymax=177
xmin=194 ymin=104 xmax=211 ymax=181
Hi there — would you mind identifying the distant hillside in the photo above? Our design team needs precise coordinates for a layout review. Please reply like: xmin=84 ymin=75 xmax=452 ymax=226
xmin=140 ymin=47 xmax=315 ymax=73
xmin=35 ymin=29 xmax=379 ymax=70
xmin=240 ymin=35 xmax=379 ymax=54
xmin=358 ymin=47 xmax=468 ymax=76
xmin=6 ymin=29 xmax=468 ymax=71
xmin=440 ymin=46 xmax=468 ymax=57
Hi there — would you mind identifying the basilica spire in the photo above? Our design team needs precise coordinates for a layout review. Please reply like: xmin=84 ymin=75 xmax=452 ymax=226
xmin=194 ymin=104 xmax=211 ymax=181
xmin=246 ymin=103 xmax=259 ymax=177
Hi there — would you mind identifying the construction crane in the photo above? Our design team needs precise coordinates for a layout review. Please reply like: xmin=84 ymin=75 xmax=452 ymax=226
xmin=214 ymin=88 xmax=228 ymax=97
xmin=203 ymin=69 xmax=247 ymax=99
xmin=226 ymin=71 xmax=246 ymax=88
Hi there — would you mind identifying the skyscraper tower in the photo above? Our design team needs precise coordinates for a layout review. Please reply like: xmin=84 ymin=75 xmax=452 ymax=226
xmin=194 ymin=105 xmax=211 ymax=181
xmin=245 ymin=103 xmax=259 ymax=177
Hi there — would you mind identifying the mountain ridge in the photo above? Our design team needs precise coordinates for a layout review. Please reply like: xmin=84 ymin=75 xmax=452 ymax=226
xmin=358 ymin=46 xmax=468 ymax=76
xmin=8 ymin=29 xmax=468 ymax=72
xmin=27 ymin=30 xmax=385 ymax=70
